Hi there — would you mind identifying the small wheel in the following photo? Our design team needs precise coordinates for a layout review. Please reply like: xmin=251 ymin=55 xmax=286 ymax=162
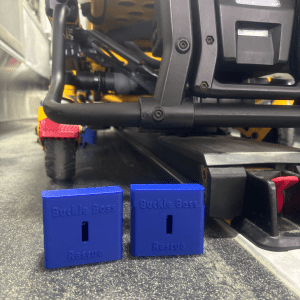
xmin=43 ymin=139 xmax=77 ymax=180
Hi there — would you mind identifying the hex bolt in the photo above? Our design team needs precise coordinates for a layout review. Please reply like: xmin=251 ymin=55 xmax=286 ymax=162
xmin=206 ymin=36 xmax=214 ymax=45
xmin=175 ymin=38 xmax=190 ymax=54
xmin=200 ymin=81 xmax=209 ymax=91
xmin=153 ymin=108 xmax=165 ymax=122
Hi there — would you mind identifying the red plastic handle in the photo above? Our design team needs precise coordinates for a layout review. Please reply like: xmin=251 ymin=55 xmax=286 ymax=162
xmin=271 ymin=176 xmax=299 ymax=213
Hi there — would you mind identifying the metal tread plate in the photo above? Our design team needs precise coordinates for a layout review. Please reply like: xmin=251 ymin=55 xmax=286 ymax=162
xmin=123 ymin=129 xmax=300 ymax=167
xmin=158 ymin=134 xmax=300 ymax=166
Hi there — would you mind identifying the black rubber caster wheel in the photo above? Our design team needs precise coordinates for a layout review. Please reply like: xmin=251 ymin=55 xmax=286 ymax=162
xmin=43 ymin=139 xmax=77 ymax=180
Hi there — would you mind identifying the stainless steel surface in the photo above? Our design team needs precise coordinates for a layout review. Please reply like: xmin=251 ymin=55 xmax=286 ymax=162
xmin=0 ymin=48 xmax=48 ymax=122
xmin=23 ymin=1 xmax=51 ymax=78
xmin=0 ymin=0 xmax=51 ymax=78
xmin=0 ymin=0 xmax=23 ymax=55
xmin=236 ymin=0 xmax=281 ymax=7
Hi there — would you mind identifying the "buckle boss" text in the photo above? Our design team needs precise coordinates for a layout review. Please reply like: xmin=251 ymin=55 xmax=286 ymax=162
xmin=139 ymin=199 xmax=199 ymax=209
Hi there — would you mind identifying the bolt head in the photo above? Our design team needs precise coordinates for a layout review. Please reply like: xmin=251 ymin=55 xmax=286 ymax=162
xmin=200 ymin=81 xmax=209 ymax=91
xmin=153 ymin=108 xmax=165 ymax=122
xmin=206 ymin=36 xmax=214 ymax=45
xmin=179 ymin=40 xmax=188 ymax=49
xmin=175 ymin=38 xmax=190 ymax=54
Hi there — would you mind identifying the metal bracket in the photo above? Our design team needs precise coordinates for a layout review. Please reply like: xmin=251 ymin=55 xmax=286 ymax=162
xmin=192 ymin=0 xmax=218 ymax=96
xmin=232 ymin=170 xmax=300 ymax=251
xmin=153 ymin=0 xmax=193 ymax=106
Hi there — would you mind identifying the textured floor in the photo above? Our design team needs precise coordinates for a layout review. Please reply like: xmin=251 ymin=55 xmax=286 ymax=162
xmin=0 ymin=119 xmax=299 ymax=299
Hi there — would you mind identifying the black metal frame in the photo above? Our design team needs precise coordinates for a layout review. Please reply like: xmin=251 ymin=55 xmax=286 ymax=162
xmin=44 ymin=0 xmax=300 ymax=129
xmin=43 ymin=4 xmax=141 ymax=127
xmin=153 ymin=0 xmax=193 ymax=107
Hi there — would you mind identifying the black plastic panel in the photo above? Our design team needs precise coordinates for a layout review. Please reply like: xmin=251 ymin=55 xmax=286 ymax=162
xmin=216 ymin=0 xmax=295 ymax=65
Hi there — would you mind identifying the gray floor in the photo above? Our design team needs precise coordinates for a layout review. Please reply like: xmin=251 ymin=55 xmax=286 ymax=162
xmin=0 ymin=119 xmax=299 ymax=299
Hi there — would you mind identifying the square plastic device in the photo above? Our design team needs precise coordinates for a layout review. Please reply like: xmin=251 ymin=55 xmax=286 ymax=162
xmin=131 ymin=184 xmax=205 ymax=257
xmin=43 ymin=186 xmax=123 ymax=269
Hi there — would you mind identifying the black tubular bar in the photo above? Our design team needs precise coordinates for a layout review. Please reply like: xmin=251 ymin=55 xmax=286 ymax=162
xmin=193 ymin=104 xmax=300 ymax=128
xmin=45 ymin=3 xmax=69 ymax=105
xmin=208 ymin=80 xmax=300 ymax=100
xmin=43 ymin=3 xmax=141 ymax=127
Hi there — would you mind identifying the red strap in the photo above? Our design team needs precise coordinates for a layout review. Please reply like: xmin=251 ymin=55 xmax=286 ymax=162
xmin=271 ymin=176 xmax=299 ymax=213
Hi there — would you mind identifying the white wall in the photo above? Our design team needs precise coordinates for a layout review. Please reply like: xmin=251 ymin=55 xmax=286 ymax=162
xmin=0 ymin=48 xmax=48 ymax=122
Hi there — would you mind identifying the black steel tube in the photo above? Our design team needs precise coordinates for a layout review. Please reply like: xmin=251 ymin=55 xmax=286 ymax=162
xmin=45 ymin=3 xmax=69 ymax=105
xmin=45 ymin=102 xmax=141 ymax=126
xmin=207 ymin=80 xmax=300 ymax=99
xmin=194 ymin=104 xmax=300 ymax=127
xmin=43 ymin=3 xmax=141 ymax=127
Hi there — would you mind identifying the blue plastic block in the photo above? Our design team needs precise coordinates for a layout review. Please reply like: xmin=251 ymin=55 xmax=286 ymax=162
xmin=131 ymin=184 xmax=205 ymax=257
xmin=80 ymin=128 xmax=97 ymax=146
xmin=42 ymin=186 xmax=123 ymax=269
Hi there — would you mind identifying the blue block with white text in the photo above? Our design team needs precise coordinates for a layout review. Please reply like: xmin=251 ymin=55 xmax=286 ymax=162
xmin=130 ymin=184 xmax=205 ymax=257
xmin=43 ymin=186 xmax=123 ymax=269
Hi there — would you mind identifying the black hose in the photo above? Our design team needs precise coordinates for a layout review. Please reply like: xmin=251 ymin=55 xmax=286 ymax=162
xmin=124 ymin=41 xmax=160 ymax=69
xmin=43 ymin=3 xmax=141 ymax=127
